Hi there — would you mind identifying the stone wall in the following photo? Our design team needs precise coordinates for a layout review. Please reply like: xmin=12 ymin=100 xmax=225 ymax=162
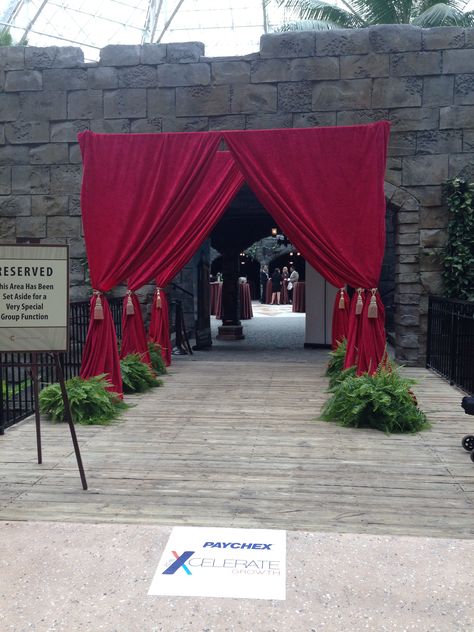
xmin=1 ymin=25 xmax=473 ymax=364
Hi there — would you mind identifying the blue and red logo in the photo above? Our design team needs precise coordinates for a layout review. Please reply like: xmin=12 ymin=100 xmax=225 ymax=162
xmin=162 ymin=550 xmax=194 ymax=575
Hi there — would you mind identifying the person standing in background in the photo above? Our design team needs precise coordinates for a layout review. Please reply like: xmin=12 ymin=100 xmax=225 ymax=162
xmin=288 ymin=265 xmax=299 ymax=303
xmin=260 ymin=265 xmax=269 ymax=303
xmin=271 ymin=267 xmax=283 ymax=305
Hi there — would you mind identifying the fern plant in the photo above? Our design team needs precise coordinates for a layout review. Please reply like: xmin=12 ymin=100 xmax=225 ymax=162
xmin=148 ymin=342 xmax=167 ymax=375
xmin=39 ymin=374 xmax=127 ymax=425
xmin=325 ymin=339 xmax=350 ymax=387
xmin=120 ymin=354 xmax=163 ymax=394
xmin=321 ymin=360 xmax=430 ymax=434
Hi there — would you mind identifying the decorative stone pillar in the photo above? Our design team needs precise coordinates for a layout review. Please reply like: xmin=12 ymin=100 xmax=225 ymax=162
xmin=217 ymin=248 xmax=244 ymax=340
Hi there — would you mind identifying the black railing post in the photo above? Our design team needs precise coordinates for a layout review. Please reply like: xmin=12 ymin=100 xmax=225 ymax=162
xmin=426 ymin=295 xmax=433 ymax=368
xmin=449 ymin=303 xmax=458 ymax=385
xmin=426 ymin=295 xmax=473 ymax=394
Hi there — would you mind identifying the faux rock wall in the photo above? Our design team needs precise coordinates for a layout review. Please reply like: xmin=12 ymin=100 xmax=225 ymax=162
xmin=1 ymin=25 xmax=474 ymax=364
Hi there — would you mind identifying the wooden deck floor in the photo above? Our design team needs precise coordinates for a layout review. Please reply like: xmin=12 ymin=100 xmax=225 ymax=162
xmin=1 ymin=349 xmax=473 ymax=538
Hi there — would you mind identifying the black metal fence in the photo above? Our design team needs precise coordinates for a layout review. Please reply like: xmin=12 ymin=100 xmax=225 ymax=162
xmin=426 ymin=296 xmax=474 ymax=394
xmin=0 ymin=296 xmax=123 ymax=434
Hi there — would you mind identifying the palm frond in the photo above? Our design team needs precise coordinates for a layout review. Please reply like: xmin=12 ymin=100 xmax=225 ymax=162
xmin=417 ymin=0 xmax=469 ymax=11
xmin=413 ymin=2 xmax=474 ymax=25
xmin=352 ymin=0 xmax=411 ymax=23
xmin=275 ymin=0 xmax=364 ymax=27
xmin=275 ymin=18 xmax=340 ymax=30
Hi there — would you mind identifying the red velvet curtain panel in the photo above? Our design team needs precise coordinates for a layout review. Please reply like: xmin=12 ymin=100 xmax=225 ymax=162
xmin=222 ymin=123 xmax=388 ymax=289
xmin=223 ymin=122 xmax=390 ymax=372
xmin=120 ymin=293 xmax=151 ymax=364
xmin=331 ymin=288 xmax=350 ymax=350
xmin=80 ymin=124 xmax=389 ymax=384
xmin=79 ymin=131 xmax=221 ymax=290
xmin=127 ymin=151 xmax=245 ymax=364
xmin=128 ymin=152 xmax=244 ymax=289
xmin=80 ymin=294 xmax=123 ymax=392
xmin=357 ymin=292 xmax=386 ymax=374
xmin=344 ymin=289 xmax=366 ymax=370
xmin=79 ymin=131 xmax=221 ymax=391
xmin=149 ymin=290 xmax=171 ymax=366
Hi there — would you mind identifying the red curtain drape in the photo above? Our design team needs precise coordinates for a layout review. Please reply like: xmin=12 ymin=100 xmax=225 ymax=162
xmin=80 ymin=294 xmax=123 ymax=393
xmin=120 ymin=293 xmax=151 ymax=364
xmin=79 ymin=131 xmax=221 ymax=392
xmin=344 ymin=290 xmax=365 ymax=370
xmin=222 ymin=122 xmax=389 ymax=373
xmin=80 ymin=123 xmax=389 ymax=385
xmin=149 ymin=290 xmax=171 ymax=366
xmin=126 ymin=151 xmax=245 ymax=365
xmin=331 ymin=288 xmax=350 ymax=350
xmin=357 ymin=292 xmax=386 ymax=374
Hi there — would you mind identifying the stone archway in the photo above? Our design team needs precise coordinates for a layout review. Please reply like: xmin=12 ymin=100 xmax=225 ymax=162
xmin=384 ymin=182 xmax=425 ymax=366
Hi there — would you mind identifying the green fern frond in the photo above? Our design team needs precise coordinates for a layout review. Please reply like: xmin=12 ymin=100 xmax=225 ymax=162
xmin=39 ymin=374 xmax=127 ymax=425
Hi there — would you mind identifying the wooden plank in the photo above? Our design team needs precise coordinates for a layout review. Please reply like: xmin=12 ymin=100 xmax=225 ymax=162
xmin=1 ymin=345 xmax=473 ymax=538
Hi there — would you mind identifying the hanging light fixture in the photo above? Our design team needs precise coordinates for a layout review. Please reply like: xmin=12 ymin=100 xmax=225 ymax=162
xmin=271 ymin=227 xmax=278 ymax=237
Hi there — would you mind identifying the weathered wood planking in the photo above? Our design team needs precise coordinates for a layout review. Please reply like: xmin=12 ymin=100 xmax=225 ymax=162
xmin=0 ymin=349 xmax=473 ymax=538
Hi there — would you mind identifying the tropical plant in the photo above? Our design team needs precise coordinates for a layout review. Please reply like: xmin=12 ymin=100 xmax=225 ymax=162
xmin=0 ymin=30 xmax=13 ymax=46
xmin=271 ymin=0 xmax=474 ymax=30
xmin=39 ymin=374 xmax=127 ymax=425
xmin=321 ymin=360 xmax=430 ymax=433
xmin=2 ymin=378 xmax=32 ymax=398
xmin=325 ymin=338 xmax=350 ymax=387
xmin=442 ymin=178 xmax=474 ymax=301
xmin=148 ymin=342 xmax=167 ymax=375
xmin=120 ymin=354 xmax=163 ymax=394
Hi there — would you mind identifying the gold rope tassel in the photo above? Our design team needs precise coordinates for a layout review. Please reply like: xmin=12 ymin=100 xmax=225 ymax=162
xmin=355 ymin=288 xmax=363 ymax=315
xmin=156 ymin=288 xmax=162 ymax=309
xmin=93 ymin=291 xmax=104 ymax=320
xmin=338 ymin=288 xmax=345 ymax=309
xmin=368 ymin=288 xmax=378 ymax=319
xmin=126 ymin=290 xmax=135 ymax=316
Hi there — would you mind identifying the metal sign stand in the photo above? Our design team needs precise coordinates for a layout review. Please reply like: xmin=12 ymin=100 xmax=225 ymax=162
xmin=9 ymin=353 xmax=88 ymax=490
xmin=0 ymin=243 xmax=87 ymax=491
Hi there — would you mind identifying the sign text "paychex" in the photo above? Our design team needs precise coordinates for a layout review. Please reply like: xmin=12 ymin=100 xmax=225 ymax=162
xmin=203 ymin=541 xmax=272 ymax=550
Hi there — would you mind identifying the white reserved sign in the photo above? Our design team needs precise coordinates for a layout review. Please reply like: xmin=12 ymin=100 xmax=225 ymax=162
xmin=149 ymin=527 xmax=286 ymax=600
xmin=0 ymin=244 xmax=69 ymax=352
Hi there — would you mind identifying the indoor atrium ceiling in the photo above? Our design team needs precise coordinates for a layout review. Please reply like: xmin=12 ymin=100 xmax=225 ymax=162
xmin=0 ymin=0 xmax=286 ymax=61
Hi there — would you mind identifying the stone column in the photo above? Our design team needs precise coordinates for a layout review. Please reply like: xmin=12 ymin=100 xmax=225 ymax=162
xmin=217 ymin=248 xmax=244 ymax=340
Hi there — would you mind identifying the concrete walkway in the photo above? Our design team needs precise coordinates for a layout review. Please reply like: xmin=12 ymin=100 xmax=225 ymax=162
xmin=1 ymin=304 xmax=474 ymax=631
xmin=2 ymin=521 xmax=474 ymax=632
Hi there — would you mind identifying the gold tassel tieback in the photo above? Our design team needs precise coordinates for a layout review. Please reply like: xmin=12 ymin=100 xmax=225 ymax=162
xmin=93 ymin=290 xmax=104 ymax=320
xmin=368 ymin=288 xmax=378 ymax=319
xmin=156 ymin=288 xmax=162 ymax=309
xmin=338 ymin=288 xmax=345 ymax=309
xmin=355 ymin=288 xmax=364 ymax=315
xmin=126 ymin=290 xmax=135 ymax=316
